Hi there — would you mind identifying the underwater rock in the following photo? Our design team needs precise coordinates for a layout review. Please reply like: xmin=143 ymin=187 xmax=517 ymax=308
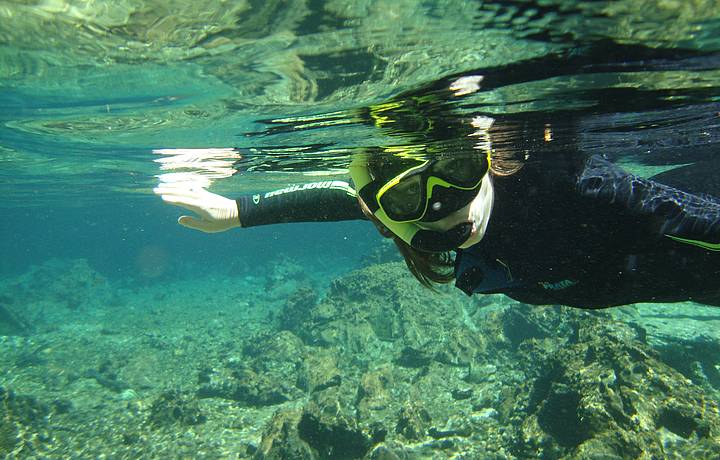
xmin=299 ymin=262 xmax=486 ymax=365
xmin=356 ymin=366 xmax=397 ymax=426
xmin=2 ymin=256 xmax=714 ymax=458
xmin=502 ymin=311 xmax=720 ymax=458
xmin=264 ymin=256 xmax=313 ymax=302
xmin=499 ymin=304 xmax=583 ymax=349
xmin=393 ymin=346 xmax=431 ymax=368
xmin=254 ymin=356 xmax=484 ymax=457
xmin=13 ymin=344 xmax=49 ymax=368
xmin=5 ymin=258 xmax=110 ymax=309
xmin=628 ymin=309 xmax=720 ymax=390
xmin=198 ymin=331 xmax=306 ymax=406
xmin=395 ymin=403 xmax=432 ymax=441
xmin=253 ymin=362 xmax=395 ymax=459
xmin=0 ymin=259 xmax=116 ymax=333
xmin=360 ymin=239 xmax=403 ymax=267
xmin=246 ymin=265 xmax=720 ymax=457
xmin=365 ymin=442 xmax=419 ymax=460
xmin=297 ymin=400 xmax=378 ymax=459
xmin=653 ymin=335 xmax=720 ymax=390
xmin=0 ymin=304 xmax=31 ymax=336
xmin=297 ymin=349 xmax=342 ymax=394
xmin=82 ymin=360 xmax=129 ymax=393
xmin=613 ymin=303 xmax=720 ymax=389
xmin=0 ymin=387 xmax=53 ymax=457
xmin=197 ymin=366 xmax=299 ymax=407
xmin=253 ymin=408 xmax=316 ymax=460
xmin=147 ymin=389 xmax=206 ymax=427
xmin=253 ymin=399 xmax=379 ymax=460
xmin=278 ymin=285 xmax=317 ymax=334
xmin=240 ymin=370 xmax=292 ymax=405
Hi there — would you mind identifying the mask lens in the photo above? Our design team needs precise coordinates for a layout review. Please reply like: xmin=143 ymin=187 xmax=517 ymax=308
xmin=380 ymin=174 xmax=424 ymax=221
xmin=420 ymin=186 xmax=478 ymax=222
xmin=433 ymin=157 xmax=487 ymax=187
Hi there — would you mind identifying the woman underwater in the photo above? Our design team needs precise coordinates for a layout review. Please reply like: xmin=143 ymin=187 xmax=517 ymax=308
xmin=155 ymin=50 xmax=720 ymax=309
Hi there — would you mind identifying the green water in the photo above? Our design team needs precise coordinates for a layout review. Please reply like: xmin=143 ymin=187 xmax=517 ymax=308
xmin=3 ymin=0 xmax=719 ymax=207
xmin=3 ymin=1 xmax=720 ymax=458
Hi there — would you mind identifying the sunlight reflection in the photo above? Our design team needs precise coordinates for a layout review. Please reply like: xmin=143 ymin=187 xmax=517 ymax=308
xmin=153 ymin=148 xmax=240 ymax=189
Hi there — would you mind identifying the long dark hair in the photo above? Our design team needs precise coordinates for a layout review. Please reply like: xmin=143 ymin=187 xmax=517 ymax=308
xmin=359 ymin=203 xmax=455 ymax=287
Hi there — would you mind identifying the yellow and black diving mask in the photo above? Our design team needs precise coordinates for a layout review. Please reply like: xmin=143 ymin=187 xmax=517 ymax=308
xmin=360 ymin=156 xmax=488 ymax=223
xmin=350 ymin=153 xmax=491 ymax=253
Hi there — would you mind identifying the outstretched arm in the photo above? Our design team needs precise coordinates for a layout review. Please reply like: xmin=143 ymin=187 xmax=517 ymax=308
xmin=237 ymin=180 xmax=366 ymax=227
xmin=578 ymin=155 xmax=720 ymax=248
xmin=154 ymin=180 xmax=365 ymax=233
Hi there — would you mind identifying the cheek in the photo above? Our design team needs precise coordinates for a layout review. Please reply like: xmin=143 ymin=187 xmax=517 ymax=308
xmin=443 ymin=205 xmax=473 ymax=229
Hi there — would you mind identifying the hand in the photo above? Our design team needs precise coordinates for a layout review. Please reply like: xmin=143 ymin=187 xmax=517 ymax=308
xmin=154 ymin=184 xmax=241 ymax=233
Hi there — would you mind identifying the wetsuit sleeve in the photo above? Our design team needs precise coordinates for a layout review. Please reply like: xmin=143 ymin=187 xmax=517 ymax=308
xmin=236 ymin=180 xmax=367 ymax=227
xmin=578 ymin=155 xmax=720 ymax=243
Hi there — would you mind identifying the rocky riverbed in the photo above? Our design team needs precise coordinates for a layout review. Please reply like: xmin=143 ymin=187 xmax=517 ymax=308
xmin=1 ymin=259 xmax=719 ymax=458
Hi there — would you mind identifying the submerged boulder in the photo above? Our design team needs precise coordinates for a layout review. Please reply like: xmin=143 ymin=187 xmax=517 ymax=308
xmin=197 ymin=331 xmax=306 ymax=406
xmin=0 ymin=258 xmax=117 ymax=334
xmin=253 ymin=408 xmax=316 ymax=460
xmin=253 ymin=394 xmax=382 ymax=460
xmin=614 ymin=303 xmax=720 ymax=391
xmin=493 ymin=307 xmax=720 ymax=458
xmin=147 ymin=389 xmax=206 ymax=428
xmin=260 ymin=263 xmax=720 ymax=458
xmin=0 ymin=304 xmax=31 ymax=336
xmin=292 ymin=262 xmax=488 ymax=366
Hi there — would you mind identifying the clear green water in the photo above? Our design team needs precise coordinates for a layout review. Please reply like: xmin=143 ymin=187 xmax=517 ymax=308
xmin=2 ymin=2 xmax=720 ymax=458
xmin=3 ymin=0 xmax=718 ymax=199
xmin=2 ymin=0 xmax=720 ymax=277
xmin=0 ymin=4 xmax=716 ymax=277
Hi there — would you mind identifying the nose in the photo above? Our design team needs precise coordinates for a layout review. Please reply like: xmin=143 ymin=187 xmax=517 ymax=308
xmin=417 ymin=206 xmax=472 ymax=232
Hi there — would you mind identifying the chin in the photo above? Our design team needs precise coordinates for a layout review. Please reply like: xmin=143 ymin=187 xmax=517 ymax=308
xmin=458 ymin=227 xmax=481 ymax=249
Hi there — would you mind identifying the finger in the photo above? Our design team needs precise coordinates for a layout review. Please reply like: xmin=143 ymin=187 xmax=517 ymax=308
xmin=153 ymin=185 xmax=204 ymax=198
xmin=178 ymin=215 xmax=212 ymax=232
xmin=159 ymin=195 xmax=208 ymax=215
xmin=156 ymin=188 xmax=216 ymax=209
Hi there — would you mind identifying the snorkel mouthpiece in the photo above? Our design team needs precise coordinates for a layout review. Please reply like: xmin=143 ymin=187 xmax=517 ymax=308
xmin=410 ymin=222 xmax=474 ymax=252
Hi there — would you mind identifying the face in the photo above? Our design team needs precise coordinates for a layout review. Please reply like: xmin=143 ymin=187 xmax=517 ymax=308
xmin=373 ymin=157 xmax=488 ymax=224
xmin=360 ymin=177 xmax=494 ymax=250
xmin=357 ymin=163 xmax=495 ymax=252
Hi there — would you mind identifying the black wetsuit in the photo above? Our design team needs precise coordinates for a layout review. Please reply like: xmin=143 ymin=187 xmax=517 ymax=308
xmin=235 ymin=154 xmax=720 ymax=309
xmin=455 ymin=154 xmax=720 ymax=308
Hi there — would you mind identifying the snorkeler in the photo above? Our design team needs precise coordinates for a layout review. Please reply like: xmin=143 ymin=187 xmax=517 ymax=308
xmin=155 ymin=50 xmax=720 ymax=309
xmin=154 ymin=116 xmax=720 ymax=309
